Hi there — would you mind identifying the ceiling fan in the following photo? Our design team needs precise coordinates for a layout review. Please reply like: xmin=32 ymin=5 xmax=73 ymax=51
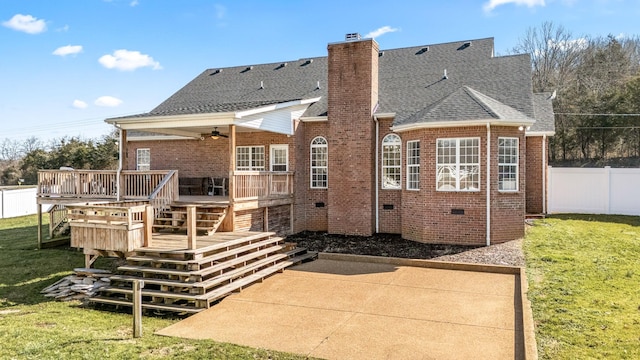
xmin=210 ymin=127 xmax=228 ymax=139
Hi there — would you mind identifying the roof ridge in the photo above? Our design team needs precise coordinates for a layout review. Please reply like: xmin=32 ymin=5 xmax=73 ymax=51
xmin=461 ymin=86 xmax=500 ymax=118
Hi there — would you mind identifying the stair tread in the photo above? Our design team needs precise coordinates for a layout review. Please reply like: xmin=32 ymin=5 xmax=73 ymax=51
xmin=126 ymin=236 xmax=284 ymax=266
xmin=134 ymin=232 xmax=276 ymax=256
xmin=90 ymin=296 xmax=202 ymax=313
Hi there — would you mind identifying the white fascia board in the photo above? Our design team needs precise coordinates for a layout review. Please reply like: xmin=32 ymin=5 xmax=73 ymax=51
xmin=137 ymin=128 xmax=203 ymax=138
xmin=234 ymin=97 xmax=321 ymax=118
xmin=526 ymin=131 xmax=556 ymax=137
xmin=300 ymin=116 xmax=328 ymax=122
xmin=127 ymin=134 xmax=192 ymax=141
xmin=112 ymin=115 xmax=234 ymax=130
xmin=373 ymin=112 xmax=396 ymax=120
xmin=391 ymin=118 xmax=536 ymax=132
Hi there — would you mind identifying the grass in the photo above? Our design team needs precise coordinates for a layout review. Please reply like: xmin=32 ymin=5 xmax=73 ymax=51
xmin=0 ymin=215 xmax=313 ymax=360
xmin=524 ymin=214 xmax=640 ymax=359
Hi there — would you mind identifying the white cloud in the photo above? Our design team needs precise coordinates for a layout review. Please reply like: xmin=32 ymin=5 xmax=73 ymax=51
xmin=364 ymin=26 xmax=399 ymax=39
xmin=94 ymin=96 xmax=123 ymax=107
xmin=483 ymin=0 xmax=545 ymax=13
xmin=56 ymin=24 xmax=70 ymax=32
xmin=72 ymin=100 xmax=88 ymax=109
xmin=130 ymin=0 xmax=139 ymax=6
xmin=2 ymin=14 xmax=47 ymax=34
xmin=53 ymin=45 xmax=83 ymax=57
xmin=549 ymin=37 xmax=588 ymax=52
xmin=98 ymin=49 xmax=162 ymax=71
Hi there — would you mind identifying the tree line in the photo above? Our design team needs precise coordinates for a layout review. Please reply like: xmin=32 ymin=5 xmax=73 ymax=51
xmin=512 ymin=22 xmax=640 ymax=166
xmin=0 ymin=133 xmax=118 ymax=186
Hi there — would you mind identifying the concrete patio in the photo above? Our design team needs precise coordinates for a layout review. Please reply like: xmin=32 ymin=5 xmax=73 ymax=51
xmin=157 ymin=253 xmax=536 ymax=360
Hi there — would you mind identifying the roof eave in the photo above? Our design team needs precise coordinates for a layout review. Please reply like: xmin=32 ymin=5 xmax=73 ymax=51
xmin=391 ymin=118 xmax=536 ymax=132
xmin=525 ymin=131 xmax=555 ymax=137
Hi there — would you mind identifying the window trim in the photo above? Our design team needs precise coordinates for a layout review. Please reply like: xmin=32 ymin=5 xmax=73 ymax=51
xmin=310 ymin=136 xmax=328 ymax=189
xmin=235 ymin=145 xmax=265 ymax=171
xmin=381 ymin=134 xmax=402 ymax=190
xmin=406 ymin=140 xmax=420 ymax=191
xmin=136 ymin=148 xmax=150 ymax=171
xmin=436 ymin=137 xmax=481 ymax=192
xmin=498 ymin=137 xmax=519 ymax=192
xmin=270 ymin=144 xmax=289 ymax=172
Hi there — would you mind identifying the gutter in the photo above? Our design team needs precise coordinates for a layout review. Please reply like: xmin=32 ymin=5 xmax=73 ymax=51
xmin=486 ymin=123 xmax=491 ymax=246
xmin=542 ymin=134 xmax=547 ymax=214
xmin=116 ymin=129 xmax=123 ymax=202
xmin=373 ymin=111 xmax=382 ymax=233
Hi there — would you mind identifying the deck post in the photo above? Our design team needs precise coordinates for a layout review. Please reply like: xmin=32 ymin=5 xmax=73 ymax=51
xmin=133 ymin=279 xmax=144 ymax=338
xmin=37 ymin=203 xmax=43 ymax=250
xmin=144 ymin=205 xmax=154 ymax=247
xmin=186 ymin=205 xmax=196 ymax=250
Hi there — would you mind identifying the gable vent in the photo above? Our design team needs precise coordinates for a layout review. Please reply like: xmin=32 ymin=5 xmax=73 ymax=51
xmin=345 ymin=33 xmax=361 ymax=41
xmin=416 ymin=47 xmax=429 ymax=55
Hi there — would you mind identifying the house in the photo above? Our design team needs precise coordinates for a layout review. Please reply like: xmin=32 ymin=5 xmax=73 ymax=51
xmin=103 ymin=34 xmax=554 ymax=246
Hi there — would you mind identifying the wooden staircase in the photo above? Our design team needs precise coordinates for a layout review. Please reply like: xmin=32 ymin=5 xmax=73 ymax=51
xmin=153 ymin=204 xmax=227 ymax=235
xmin=89 ymin=232 xmax=317 ymax=314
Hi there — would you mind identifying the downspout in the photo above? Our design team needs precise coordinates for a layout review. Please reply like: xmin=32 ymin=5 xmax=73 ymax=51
xmin=486 ymin=123 xmax=491 ymax=246
xmin=374 ymin=115 xmax=380 ymax=233
xmin=542 ymin=134 xmax=547 ymax=214
xmin=116 ymin=127 xmax=123 ymax=202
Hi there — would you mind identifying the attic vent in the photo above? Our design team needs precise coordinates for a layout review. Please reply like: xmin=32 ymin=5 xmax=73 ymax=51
xmin=457 ymin=42 xmax=472 ymax=50
xmin=301 ymin=59 xmax=313 ymax=66
xmin=443 ymin=69 xmax=448 ymax=79
xmin=416 ymin=47 xmax=429 ymax=55
xmin=316 ymin=81 xmax=321 ymax=90
xmin=345 ymin=33 xmax=361 ymax=41
xmin=241 ymin=65 xmax=253 ymax=73
xmin=210 ymin=69 xmax=222 ymax=75
xmin=260 ymin=81 xmax=264 ymax=89
xmin=379 ymin=51 xmax=385 ymax=57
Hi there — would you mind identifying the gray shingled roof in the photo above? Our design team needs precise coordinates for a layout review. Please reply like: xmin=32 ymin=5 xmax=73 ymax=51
xmin=531 ymin=92 xmax=556 ymax=133
xmin=117 ymin=37 xmax=548 ymax=130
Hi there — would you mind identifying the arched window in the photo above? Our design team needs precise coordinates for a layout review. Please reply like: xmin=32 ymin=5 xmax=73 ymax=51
xmin=382 ymin=134 xmax=401 ymax=189
xmin=310 ymin=136 xmax=328 ymax=188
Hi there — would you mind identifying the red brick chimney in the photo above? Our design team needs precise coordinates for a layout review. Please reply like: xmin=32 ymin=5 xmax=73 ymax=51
xmin=327 ymin=34 xmax=379 ymax=236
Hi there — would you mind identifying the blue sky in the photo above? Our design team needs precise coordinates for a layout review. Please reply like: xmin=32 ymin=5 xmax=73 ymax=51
xmin=1 ymin=0 xmax=639 ymax=142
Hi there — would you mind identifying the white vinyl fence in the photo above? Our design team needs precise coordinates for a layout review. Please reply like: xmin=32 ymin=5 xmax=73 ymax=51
xmin=0 ymin=187 xmax=38 ymax=219
xmin=548 ymin=166 xmax=640 ymax=216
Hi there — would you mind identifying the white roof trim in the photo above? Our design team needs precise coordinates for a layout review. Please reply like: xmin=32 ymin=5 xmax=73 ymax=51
xmin=391 ymin=118 xmax=536 ymax=132
xmin=234 ymin=97 xmax=321 ymax=118
xmin=373 ymin=112 xmax=396 ymax=119
xmin=526 ymin=131 xmax=555 ymax=137
xmin=300 ymin=116 xmax=328 ymax=122
xmin=127 ymin=134 xmax=193 ymax=142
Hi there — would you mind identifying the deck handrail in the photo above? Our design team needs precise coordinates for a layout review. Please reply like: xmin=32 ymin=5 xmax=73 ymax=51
xmin=233 ymin=171 xmax=294 ymax=200
xmin=148 ymin=170 xmax=179 ymax=213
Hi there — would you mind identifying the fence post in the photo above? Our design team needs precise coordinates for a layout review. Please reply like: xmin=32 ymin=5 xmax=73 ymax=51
xmin=133 ymin=279 xmax=144 ymax=338
xmin=604 ymin=166 xmax=611 ymax=214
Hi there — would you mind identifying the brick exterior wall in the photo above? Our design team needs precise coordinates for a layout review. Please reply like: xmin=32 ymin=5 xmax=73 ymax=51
xmin=326 ymin=39 xmax=379 ymax=236
xmin=378 ymin=119 xmax=402 ymax=233
xmin=525 ymin=136 xmax=545 ymax=214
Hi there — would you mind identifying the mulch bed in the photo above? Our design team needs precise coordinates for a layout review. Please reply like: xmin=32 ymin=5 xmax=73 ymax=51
xmin=286 ymin=231 xmax=480 ymax=260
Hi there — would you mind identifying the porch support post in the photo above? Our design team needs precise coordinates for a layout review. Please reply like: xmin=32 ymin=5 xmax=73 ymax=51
xmin=228 ymin=125 xmax=236 ymax=231
xmin=263 ymin=207 xmax=269 ymax=232
xmin=186 ymin=205 xmax=197 ymax=250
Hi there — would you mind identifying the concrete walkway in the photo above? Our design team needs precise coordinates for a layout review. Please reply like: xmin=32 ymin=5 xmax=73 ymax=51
xmin=157 ymin=254 xmax=534 ymax=360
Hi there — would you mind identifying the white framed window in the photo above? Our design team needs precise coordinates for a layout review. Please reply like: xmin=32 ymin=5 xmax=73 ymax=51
xmin=236 ymin=146 xmax=265 ymax=171
xmin=270 ymin=145 xmax=288 ymax=172
xmin=136 ymin=148 xmax=150 ymax=171
xmin=382 ymin=134 xmax=401 ymax=189
xmin=436 ymin=137 xmax=480 ymax=191
xmin=406 ymin=140 xmax=420 ymax=190
xmin=498 ymin=137 xmax=519 ymax=191
xmin=310 ymin=136 xmax=328 ymax=189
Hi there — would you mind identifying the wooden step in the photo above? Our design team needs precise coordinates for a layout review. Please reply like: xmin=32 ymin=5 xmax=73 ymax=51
xmin=90 ymin=296 xmax=202 ymax=314
xmin=117 ymin=245 xmax=287 ymax=281
xmin=134 ymin=232 xmax=276 ymax=258
xmin=197 ymin=251 xmax=318 ymax=307
xmin=126 ymin=236 xmax=284 ymax=268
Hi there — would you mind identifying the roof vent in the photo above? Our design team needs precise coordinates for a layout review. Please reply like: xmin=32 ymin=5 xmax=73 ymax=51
xmin=457 ymin=42 xmax=472 ymax=50
xmin=379 ymin=51 xmax=385 ymax=57
xmin=316 ymin=81 xmax=321 ymax=90
xmin=241 ymin=65 xmax=253 ymax=73
xmin=260 ymin=81 xmax=264 ymax=89
xmin=210 ymin=69 xmax=222 ymax=75
xmin=416 ymin=47 xmax=429 ymax=55
xmin=301 ymin=59 xmax=313 ymax=66
xmin=443 ymin=69 xmax=448 ymax=79
xmin=345 ymin=33 xmax=361 ymax=41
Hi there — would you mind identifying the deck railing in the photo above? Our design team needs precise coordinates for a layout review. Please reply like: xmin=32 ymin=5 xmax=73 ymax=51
xmin=233 ymin=171 xmax=294 ymax=200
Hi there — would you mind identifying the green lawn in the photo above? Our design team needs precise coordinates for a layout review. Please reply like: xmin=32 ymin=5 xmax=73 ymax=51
xmin=524 ymin=214 xmax=640 ymax=359
xmin=0 ymin=215 xmax=312 ymax=360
